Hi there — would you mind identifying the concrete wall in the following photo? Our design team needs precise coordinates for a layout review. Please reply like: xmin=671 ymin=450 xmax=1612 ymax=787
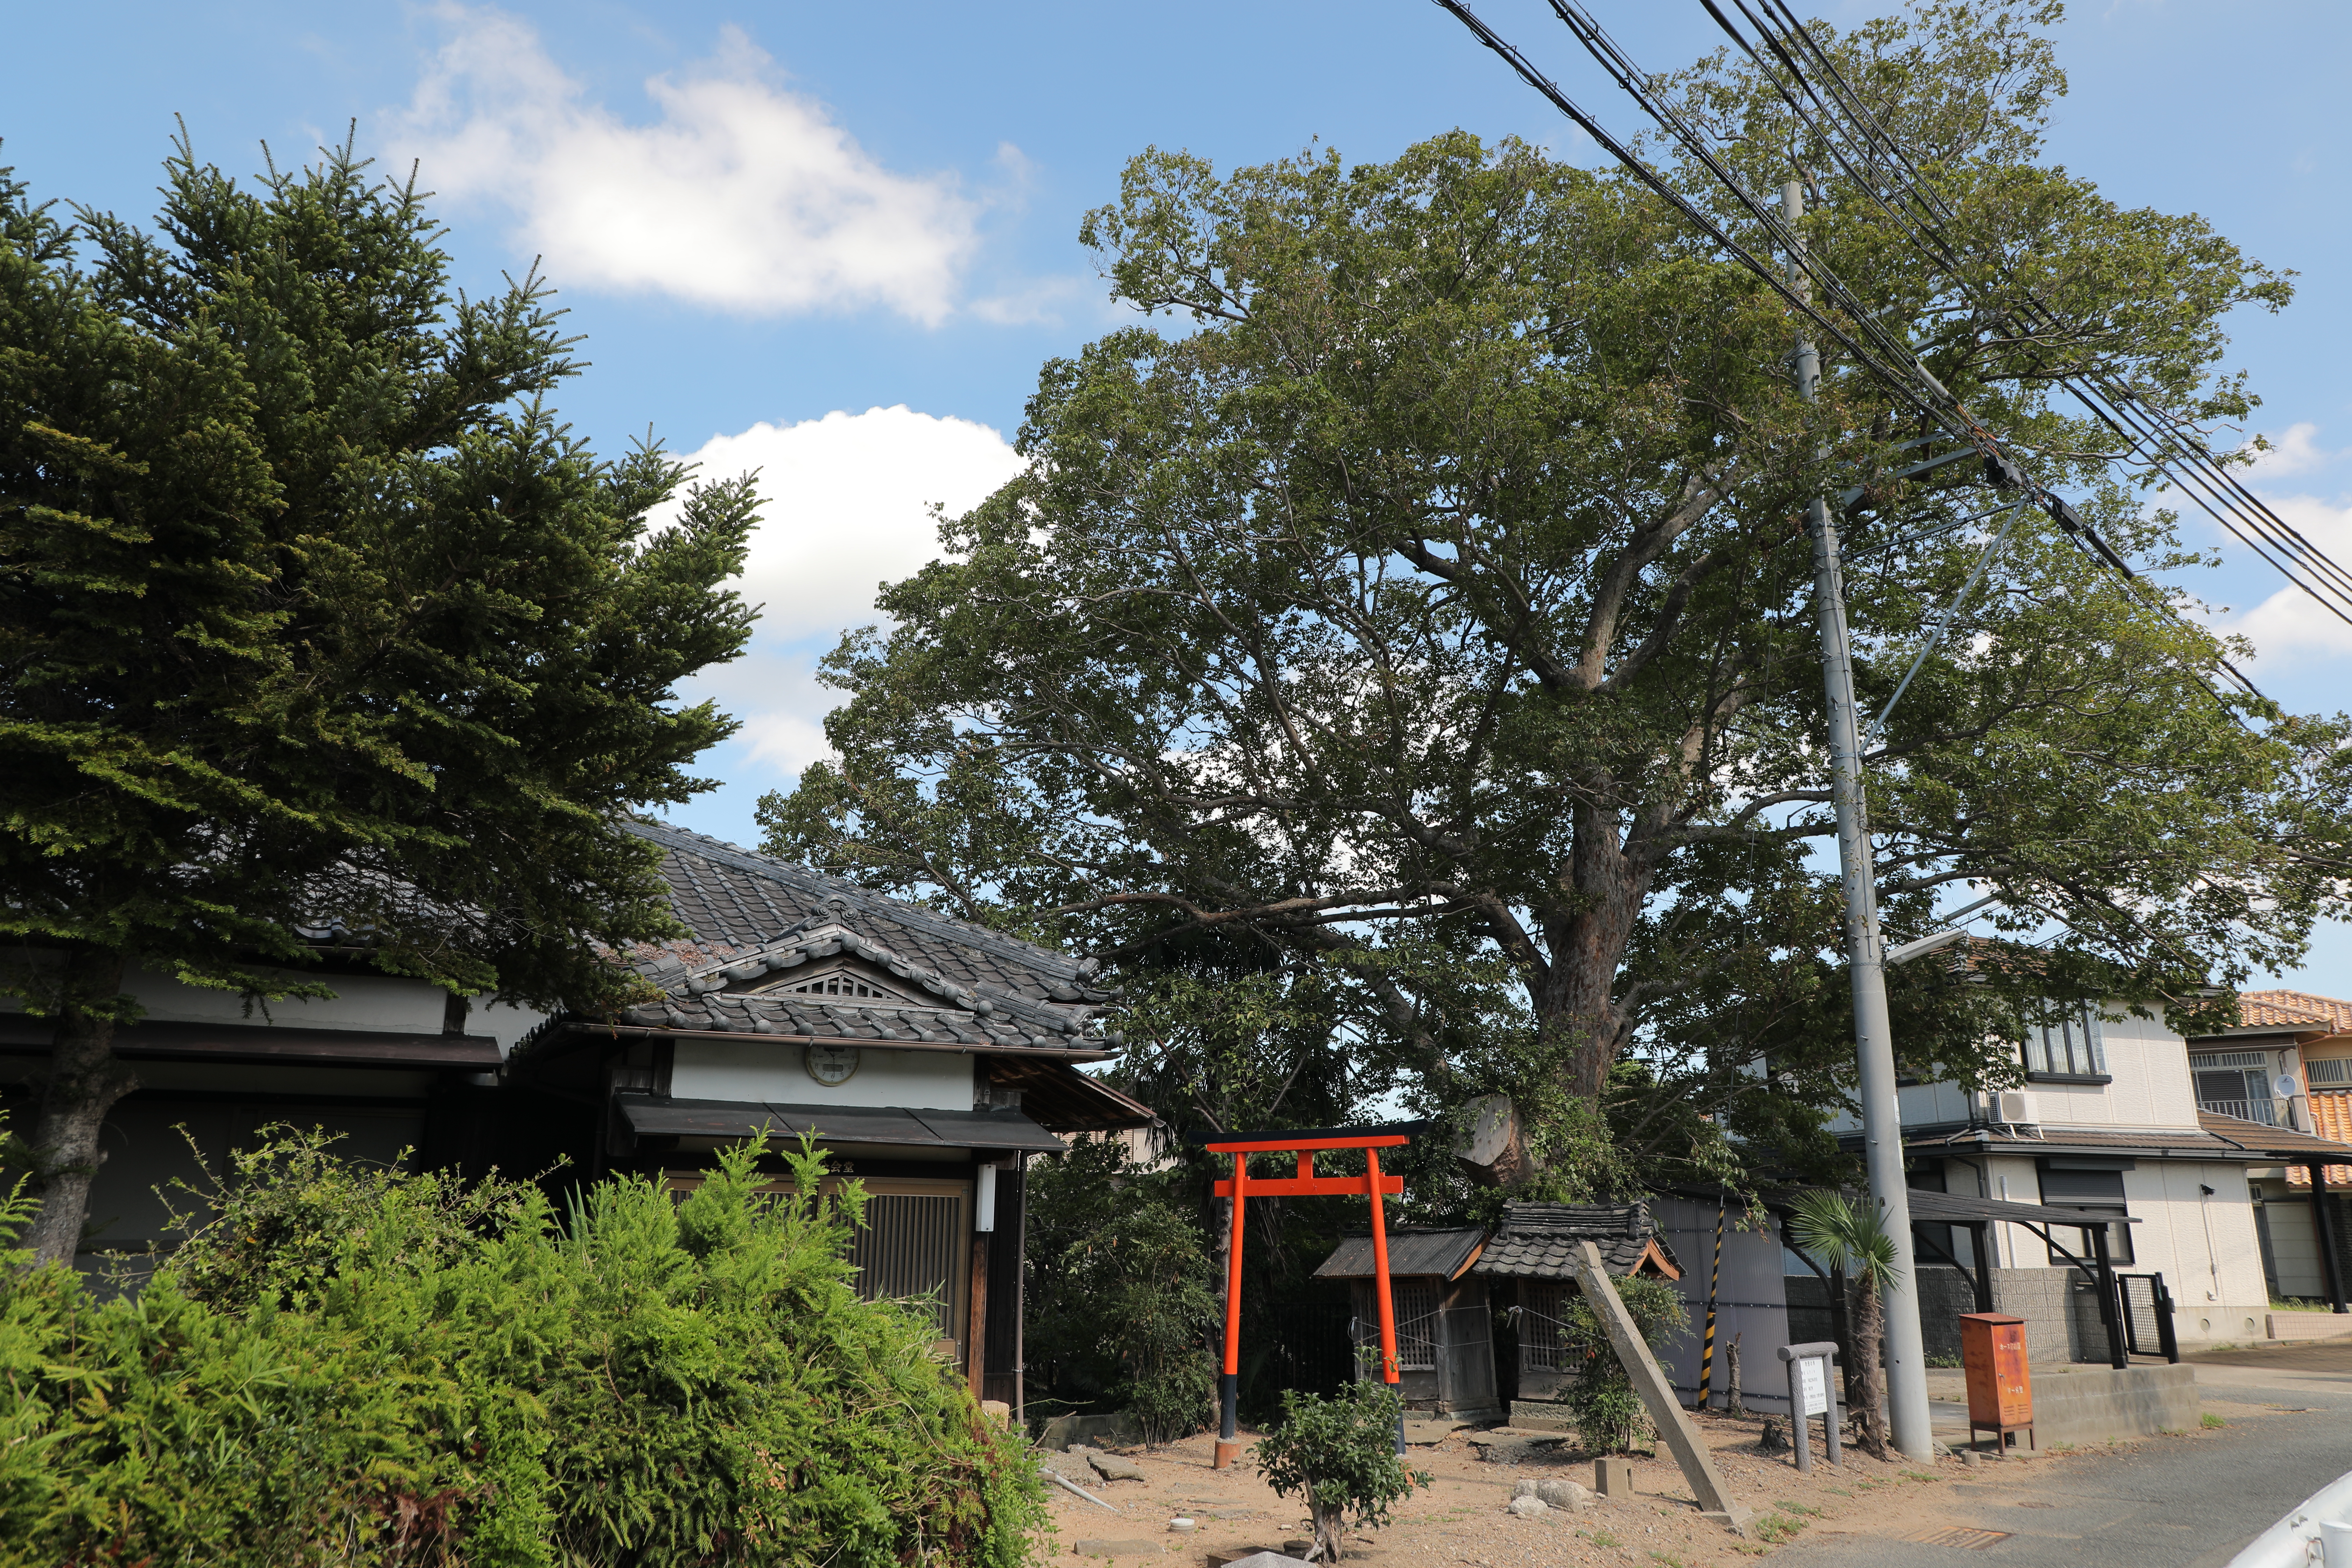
xmin=2028 ymin=1364 xmax=2200 ymax=1448
xmin=1790 ymin=1266 xmax=2123 ymax=1366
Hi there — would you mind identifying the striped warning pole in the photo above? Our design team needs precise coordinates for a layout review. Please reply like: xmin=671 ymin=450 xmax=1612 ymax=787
xmin=1696 ymin=1198 xmax=1723 ymax=1410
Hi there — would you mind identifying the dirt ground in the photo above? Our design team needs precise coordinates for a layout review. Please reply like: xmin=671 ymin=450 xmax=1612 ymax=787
xmin=1032 ymin=1402 xmax=2270 ymax=1567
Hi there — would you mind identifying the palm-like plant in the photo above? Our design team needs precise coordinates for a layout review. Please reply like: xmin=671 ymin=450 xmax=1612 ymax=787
xmin=1787 ymin=1190 xmax=1905 ymax=1459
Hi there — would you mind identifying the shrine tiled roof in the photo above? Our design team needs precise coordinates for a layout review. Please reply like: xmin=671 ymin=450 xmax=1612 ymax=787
xmin=1472 ymin=1202 xmax=1682 ymax=1281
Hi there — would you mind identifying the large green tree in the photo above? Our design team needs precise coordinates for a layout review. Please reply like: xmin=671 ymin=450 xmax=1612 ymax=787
xmin=759 ymin=5 xmax=2350 ymax=1189
xmin=0 ymin=139 xmax=758 ymax=1264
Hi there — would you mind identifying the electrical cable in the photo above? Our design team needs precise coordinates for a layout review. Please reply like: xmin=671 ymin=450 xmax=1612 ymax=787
xmin=1716 ymin=0 xmax=2352 ymax=631
xmin=1429 ymin=0 xmax=2274 ymax=703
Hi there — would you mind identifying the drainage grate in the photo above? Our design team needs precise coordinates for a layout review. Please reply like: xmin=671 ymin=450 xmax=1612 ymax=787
xmin=1899 ymin=1526 xmax=2012 ymax=1549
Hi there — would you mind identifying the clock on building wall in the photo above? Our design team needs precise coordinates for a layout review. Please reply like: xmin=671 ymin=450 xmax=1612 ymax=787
xmin=804 ymin=1044 xmax=861 ymax=1086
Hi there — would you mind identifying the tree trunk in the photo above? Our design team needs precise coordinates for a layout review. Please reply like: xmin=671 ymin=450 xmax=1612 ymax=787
xmin=22 ymin=949 xmax=136 ymax=1270
xmin=1541 ymin=800 xmax=1657 ymax=1105
xmin=1309 ymin=1498 xmax=1344 ymax=1563
xmin=1851 ymin=1280 xmax=1891 ymax=1460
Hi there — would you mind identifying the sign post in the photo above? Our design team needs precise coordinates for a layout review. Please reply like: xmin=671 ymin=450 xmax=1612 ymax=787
xmin=1778 ymin=1341 xmax=1844 ymax=1473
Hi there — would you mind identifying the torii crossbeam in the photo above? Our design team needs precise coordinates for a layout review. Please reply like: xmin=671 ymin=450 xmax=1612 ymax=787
xmin=1198 ymin=1123 xmax=1425 ymax=1469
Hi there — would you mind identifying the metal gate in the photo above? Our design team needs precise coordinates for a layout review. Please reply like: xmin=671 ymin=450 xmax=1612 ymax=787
xmin=2115 ymin=1272 xmax=2180 ymax=1362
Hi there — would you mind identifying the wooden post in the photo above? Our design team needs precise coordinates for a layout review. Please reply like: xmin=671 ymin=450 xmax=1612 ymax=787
xmin=1215 ymin=1151 xmax=1249 ymax=1468
xmin=1572 ymin=1241 xmax=1750 ymax=1533
xmin=967 ymin=1231 xmax=989 ymax=1398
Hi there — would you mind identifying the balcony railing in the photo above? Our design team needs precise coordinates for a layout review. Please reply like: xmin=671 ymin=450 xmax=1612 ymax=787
xmin=2199 ymin=1097 xmax=2281 ymax=1126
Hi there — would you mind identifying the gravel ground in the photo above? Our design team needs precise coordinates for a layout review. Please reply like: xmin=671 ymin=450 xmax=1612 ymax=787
xmin=1035 ymin=1408 xmax=2051 ymax=1567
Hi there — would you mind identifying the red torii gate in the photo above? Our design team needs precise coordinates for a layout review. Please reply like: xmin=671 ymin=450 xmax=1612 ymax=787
xmin=1200 ymin=1122 xmax=1426 ymax=1469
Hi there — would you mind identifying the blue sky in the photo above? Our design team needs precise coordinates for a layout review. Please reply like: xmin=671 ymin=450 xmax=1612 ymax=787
xmin=10 ymin=1 xmax=2348 ymax=987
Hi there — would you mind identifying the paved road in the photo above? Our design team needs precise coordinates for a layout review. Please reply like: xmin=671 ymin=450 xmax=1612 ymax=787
xmin=1773 ymin=1344 xmax=2352 ymax=1568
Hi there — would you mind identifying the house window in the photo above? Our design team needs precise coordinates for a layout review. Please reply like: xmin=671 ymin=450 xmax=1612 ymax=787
xmin=2037 ymin=1167 xmax=2135 ymax=1266
xmin=2023 ymin=1006 xmax=2106 ymax=1079
xmin=847 ymin=1191 xmax=964 ymax=1338
xmin=1516 ymin=1280 xmax=1574 ymax=1372
xmin=2307 ymin=1059 xmax=2352 ymax=1087
xmin=2191 ymin=1051 xmax=2278 ymax=1124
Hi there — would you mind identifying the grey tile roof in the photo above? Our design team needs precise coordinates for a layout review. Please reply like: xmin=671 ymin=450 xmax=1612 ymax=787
xmin=608 ymin=819 xmax=1113 ymax=1052
xmin=1472 ymin=1201 xmax=1680 ymax=1280
xmin=1314 ymin=1227 xmax=1488 ymax=1281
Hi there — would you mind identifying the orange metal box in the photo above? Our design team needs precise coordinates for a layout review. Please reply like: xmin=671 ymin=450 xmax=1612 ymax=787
xmin=1959 ymin=1311 xmax=2032 ymax=1429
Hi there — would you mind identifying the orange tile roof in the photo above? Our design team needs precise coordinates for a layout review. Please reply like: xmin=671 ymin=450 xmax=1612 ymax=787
xmin=2287 ymin=1090 xmax=2352 ymax=1188
xmin=2237 ymin=990 xmax=2352 ymax=1032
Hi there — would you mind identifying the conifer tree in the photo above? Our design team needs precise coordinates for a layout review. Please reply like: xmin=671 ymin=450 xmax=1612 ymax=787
xmin=0 ymin=138 xmax=758 ymax=1264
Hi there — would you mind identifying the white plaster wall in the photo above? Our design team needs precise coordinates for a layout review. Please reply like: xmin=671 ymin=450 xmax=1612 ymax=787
xmin=671 ymin=1040 xmax=975 ymax=1111
xmin=2020 ymin=1004 xmax=2200 ymax=1130
xmin=1836 ymin=1000 xmax=2204 ymax=1135
xmin=1945 ymin=1153 xmax=2268 ymax=1343
xmin=119 ymin=966 xmax=449 ymax=1035
xmin=2122 ymin=1161 xmax=2269 ymax=1336
xmin=472 ymin=999 xmax=549 ymax=1057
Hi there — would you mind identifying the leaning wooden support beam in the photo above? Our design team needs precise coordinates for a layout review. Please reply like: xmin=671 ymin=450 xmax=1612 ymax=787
xmin=1571 ymin=1240 xmax=1751 ymax=1534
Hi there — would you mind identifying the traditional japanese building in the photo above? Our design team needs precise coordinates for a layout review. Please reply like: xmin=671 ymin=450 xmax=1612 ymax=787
xmin=5 ymin=819 xmax=1154 ymax=1415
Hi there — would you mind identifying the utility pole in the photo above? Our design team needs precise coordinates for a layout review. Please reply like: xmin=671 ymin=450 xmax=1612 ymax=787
xmin=1784 ymin=178 xmax=1934 ymax=1461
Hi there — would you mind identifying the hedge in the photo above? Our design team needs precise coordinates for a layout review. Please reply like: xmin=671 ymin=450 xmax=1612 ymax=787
xmin=0 ymin=1131 xmax=1044 ymax=1567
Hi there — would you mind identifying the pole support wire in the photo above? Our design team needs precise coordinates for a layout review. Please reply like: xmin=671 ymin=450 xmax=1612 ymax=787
xmin=1871 ymin=499 xmax=2030 ymax=735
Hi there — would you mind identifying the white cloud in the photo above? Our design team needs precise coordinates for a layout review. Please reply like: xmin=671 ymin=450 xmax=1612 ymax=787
xmin=389 ymin=6 xmax=980 ymax=322
xmin=2245 ymin=422 xmax=2340 ymax=479
xmin=668 ymin=405 xmax=1025 ymax=772
xmin=2224 ymin=490 xmax=2352 ymax=659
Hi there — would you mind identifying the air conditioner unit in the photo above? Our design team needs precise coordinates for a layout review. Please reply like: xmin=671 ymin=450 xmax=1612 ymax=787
xmin=1993 ymin=1090 xmax=2033 ymax=1126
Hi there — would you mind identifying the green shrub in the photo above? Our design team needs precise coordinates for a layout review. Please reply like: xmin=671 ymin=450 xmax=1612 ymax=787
xmin=1253 ymin=1379 xmax=1430 ymax=1562
xmin=1558 ymin=1274 xmax=1688 ymax=1454
xmin=1026 ymin=1142 xmax=1217 ymax=1443
xmin=0 ymin=1129 xmax=1045 ymax=1567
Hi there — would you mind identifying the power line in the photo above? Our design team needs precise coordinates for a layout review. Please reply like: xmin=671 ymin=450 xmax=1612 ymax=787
xmin=1430 ymin=0 xmax=2277 ymax=704
xmin=1708 ymin=0 xmax=2352 ymax=632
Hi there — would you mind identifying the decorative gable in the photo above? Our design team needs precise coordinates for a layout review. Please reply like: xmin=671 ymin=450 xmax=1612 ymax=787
xmin=742 ymin=960 xmax=922 ymax=1007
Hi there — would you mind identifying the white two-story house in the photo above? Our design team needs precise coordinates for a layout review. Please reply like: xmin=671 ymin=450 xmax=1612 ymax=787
xmin=1826 ymin=994 xmax=2352 ymax=1361
xmin=2187 ymin=990 xmax=2352 ymax=1314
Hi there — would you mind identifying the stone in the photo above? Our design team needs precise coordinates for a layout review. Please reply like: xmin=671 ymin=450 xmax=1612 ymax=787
xmin=1079 ymin=1447 xmax=1148 ymax=1483
xmin=1507 ymin=1494 xmax=1551 ymax=1518
xmin=1757 ymin=1418 xmax=1787 ymax=1453
xmin=1214 ymin=1555 xmax=1312 ymax=1568
xmin=1594 ymin=1455 xmax=1635 ymax=1497
xmin=1204 ymin=1549 xmax=1291 ymax=1568
xmin=980 ymin=1399 xmax=1013 ymax=1429
xmin=1168 ymin=1518 xmax=1197 ymax=1533
xmin=1536 ymin=1478 xmax=1594 ymax=1510
xmin=1071 ymin=1540 xmax=1166 ymax=1558
xmin=1511 ymin=1479 xmax=1539 ymax=1499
